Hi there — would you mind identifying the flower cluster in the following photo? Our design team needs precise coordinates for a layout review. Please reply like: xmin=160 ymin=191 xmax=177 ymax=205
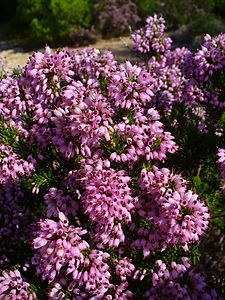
xmin=115 ymin=257 xmax=136 ymax=282
xmin=32 ymin=212 xmax=90 ymax=282
xmin=182 ymin=33 xmax=225 ymax=108
xmin=145 ymin=258 xmax=217 ymax=299
xmin=0 ymin=269 xmax=36 ymax=299
xmin=0 ymin=143 xmax=35 ymax=184
xmin=77 ymin=167 xmax=137 ymax=248
xmin=148 ymin=58 xmax=185 ymax=112
xmin=0 ymin=27 xmax=219 ymax=298
xmin=131 ymin=17 xmax=225 ymax=137
xmin=131 ymin=15 xmax=172 ymax=54
xmin=132 ymin=167 xmax=210 ymax=256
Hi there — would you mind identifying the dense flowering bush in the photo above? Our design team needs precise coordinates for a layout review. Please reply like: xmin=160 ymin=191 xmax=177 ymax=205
xmin=0 ymin=14 xmax=224 ymax=299
xmin=131 ymin=16 xmax=225 ymax=134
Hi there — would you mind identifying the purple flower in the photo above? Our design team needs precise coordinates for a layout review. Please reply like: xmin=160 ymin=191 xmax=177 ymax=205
xmin=133 ymin=167 xmax=210 ymax=256
xmin=32 ymin=212 xmax=89 ymax=282
xmin=0 ymin=269 xmax=36 ymax=299
xmin=131 ymin=15 xmax=172 ymax=54
xmin=0 ymin=143 xmax=35 ymax=184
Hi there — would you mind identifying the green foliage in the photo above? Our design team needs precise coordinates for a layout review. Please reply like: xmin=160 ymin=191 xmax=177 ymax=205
xmin=214 ymin=0 xmax=225 ymax=17
xmin=114 ymin=107 xmax=135 ymax=125
xmin=32 ymin=170 xmax=54 ymax=191
xmin=162 ymin=102 xmax=225 ymax=231
xmin=2 ymin=0 xmax=225 ymax=48
xmin=14 ymin=0 xmax=94 ymax=47
xmin=0 ymin=117 xmax=28 ymax=157
xmin=133 ymin=0 xmax=158 ymax=21
xmin=190 ymin=13 xmax=225 ymax=37
xmin=152 ymin=0 xmax=215 ymax=29
xmin=191 ymin=171 xmax=225 ymax=229
xmin=101 ymin=129 xmax=130 ymax=155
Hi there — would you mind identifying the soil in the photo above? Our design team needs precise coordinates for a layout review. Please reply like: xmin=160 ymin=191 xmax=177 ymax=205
xmin=0 ymin=30 xmax=224 ymax=299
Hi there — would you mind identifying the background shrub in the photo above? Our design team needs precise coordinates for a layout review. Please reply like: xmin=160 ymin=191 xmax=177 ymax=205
xmin=14 ymin=0 xmax=94 ymax=47
xmin=153 ymin=0 xmax=215 ymax=29
xmin=214 ymin=0 xmax=225 ymax=18
xmin=94 ymin=0 xmax=140 ymax=38
xmin=189 ymin=13 xmax=225 ymax=37
xmin=133 ymin=0 xmax=159 ymax=23
xmin=0 ymin=0 xmax=225 ymax=56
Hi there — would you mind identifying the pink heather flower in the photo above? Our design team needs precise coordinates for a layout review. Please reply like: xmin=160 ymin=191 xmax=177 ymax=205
xmin=0 ymin=143 xmax=36 ymax=183
xmin=51 ymin=83 xmax=114 ymax=158
xmin=80 ymin=167 xmax=137 ymax=248
xmin=164 ymin=47 xmax=191 ymax=67
xmin=70 ymin=47 xmax=118 ymax=81
xmin=182 ymin=33 xmax=225 ymax=108
xmin=66 ymin=249 xmax=111 ymax=297
xmin=48 ymin=249 xmax=112 ymax=298
xmin=0 ymin=43 xmax=215 ymax=299
xmin=115 ymin=257 xmax=136 ymax=282
xmin=133 ymin=167 xmax=210 ymax=255
xmin=106 ymin=282 xmax=134 ymax=299
xmin=193 ymin=33 xmax=225 ymax=83
xmin=145 ymin=260 xmax=216 ymax=300
xmin=148 ymin=62 xmax=185 ymax=113
xmin=32 ymin=212 xmax=89 ymax=282
xmin=108 ymin=61 xmax=155 ymax=109
xmin=81 ymin=168 xmax=135 ymax=223
xmin=131 ymin=14 xmax=172 ymax=54
xmin=0 ymin=76 xmax=27 ymax=134
xmin=0 ymin=269 xmax=36 ymax=299
xmin=109 ymin=109 xmax=178 ymax=165
xmin=48 ymin=283 xmax=69 ymax=300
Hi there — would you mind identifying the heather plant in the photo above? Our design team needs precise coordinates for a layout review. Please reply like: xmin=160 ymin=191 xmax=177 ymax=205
xmin=94 ymin=0 xmax=140 ymax=38
xmin=0 ymin=45 xmax=217 ymax=299
xmin=131 ymin=14 xmax=172 ymax=55
xmin=131 ymin=15 xmax=225 ymax=233
xmin=189 ymin=13 xmax=225 ymax=37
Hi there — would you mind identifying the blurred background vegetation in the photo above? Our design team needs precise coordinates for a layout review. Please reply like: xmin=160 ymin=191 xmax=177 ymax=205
xmin=0 ymin=0 xmax=224 ymax=49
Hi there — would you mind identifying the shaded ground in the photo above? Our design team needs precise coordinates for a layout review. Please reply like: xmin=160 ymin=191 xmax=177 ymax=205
xmin=0 ymin=35 xmax=140 ymax=71
xmin=0 ymin=27 xmax=224 ymax=299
